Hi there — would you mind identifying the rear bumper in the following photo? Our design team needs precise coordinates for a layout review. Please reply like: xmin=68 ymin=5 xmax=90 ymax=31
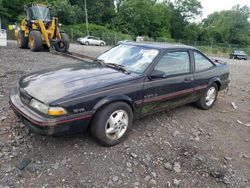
xmin=9 ymin=88 xmax=92 ymax=136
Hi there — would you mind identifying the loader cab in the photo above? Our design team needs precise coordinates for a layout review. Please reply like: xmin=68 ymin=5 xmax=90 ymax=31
xmin=25 ymin=4 xmax=50 ymax=22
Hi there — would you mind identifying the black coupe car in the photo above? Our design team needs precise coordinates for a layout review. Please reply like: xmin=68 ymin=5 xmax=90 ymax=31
xmin=10 ymin=42 xmax=230 ymax=146
xmin=230 ymin=50 xmax=248 ymax=60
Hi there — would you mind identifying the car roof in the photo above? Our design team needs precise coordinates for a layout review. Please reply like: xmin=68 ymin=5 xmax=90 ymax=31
xmin=120 ymin=41 xmax=197 ymax=50
xmin=234 ymin=50 xmax=245 ymax=52
xmin=85 ymin=36 xmax=97 ymax=38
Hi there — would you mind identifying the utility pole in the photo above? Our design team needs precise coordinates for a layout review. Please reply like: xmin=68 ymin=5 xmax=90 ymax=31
xmin=84 ymin=0 xmax=89 ymax=36
xmin=0 ymin=0 xmax=2 ymax=29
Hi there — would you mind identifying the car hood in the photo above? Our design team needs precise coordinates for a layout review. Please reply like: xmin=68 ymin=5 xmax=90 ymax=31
xmin=19 ymin=62 xmax=138 ymax=104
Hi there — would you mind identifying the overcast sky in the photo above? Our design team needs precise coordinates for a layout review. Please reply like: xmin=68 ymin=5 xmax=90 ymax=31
xmin=200 ymin=0 xmax=250 ymax=18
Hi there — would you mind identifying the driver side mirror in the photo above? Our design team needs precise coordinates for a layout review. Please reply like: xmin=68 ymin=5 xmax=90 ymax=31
xmin=149 ymin=69 xmax=166 ymax=80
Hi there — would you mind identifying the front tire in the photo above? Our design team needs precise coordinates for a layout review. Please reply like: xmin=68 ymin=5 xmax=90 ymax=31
xmin=100 ymin=42 xmax=104 ymax=46
xmin=196 ymin=83 xmax=218 ymax=110
xmin=85 ymin=41 xmax=89 ymax=45
xmin=29 ymin=30 xmax=43 ymax=52
xmin=91 ymin=102 xmax=133 ymax=146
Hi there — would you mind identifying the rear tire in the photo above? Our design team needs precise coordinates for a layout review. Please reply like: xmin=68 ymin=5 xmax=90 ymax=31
xmin=100 ymin=42 xmax=104 ymax=46
xmin=195 ymin=83 xmax=218 ymax=110
xmin=91 ymin=102 xmax=133 ymax=146
xmin=60 ymin=32 xmax=70 ymax=52
xmin=29 ymin=30 xmax=43 ymax=52
xmin=17 ymin=30 xmax=28 ymax=49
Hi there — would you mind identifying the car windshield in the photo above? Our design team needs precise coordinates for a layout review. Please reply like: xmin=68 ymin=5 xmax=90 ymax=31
xmin=97 ymin=44 xmax=159 ymax=74
xmin=235 ymin=51 xmax=246 ymax=55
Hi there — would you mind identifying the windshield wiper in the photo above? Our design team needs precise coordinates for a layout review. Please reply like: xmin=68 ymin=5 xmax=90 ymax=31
xmin=95 ymin=59 xmax=106 ymax=66
xmin=105 ymin=63 xmax=130 ymax=74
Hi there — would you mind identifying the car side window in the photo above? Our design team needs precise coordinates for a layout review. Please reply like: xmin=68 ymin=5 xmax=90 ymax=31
xmin=194 ymin=51 xmax=214 ymax=72
xmin=154 ymin=51 xmax=190 ymax=76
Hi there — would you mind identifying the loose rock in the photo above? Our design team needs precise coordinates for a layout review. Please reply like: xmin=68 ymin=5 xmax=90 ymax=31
xmin=112 ymin=175 xmax=119 ymax=182
xmin=16 ymin=158 xmax=31 ymax=170
xmin=131 ymin=153 xmax=138 ymax=158
xmin=0 ymin=116 xmax=6 ymax=122
xmin=144 ymin=175 xmax=151 ymax=182
xmin=173 ymin=162 xmax=181 ymax=173
xmin=126 ymin=162 xmax=132 ymax=168
xmin=52 ymin=162 xmax=60 ymax=170
xmin=151 ymin=172 xmax=156 ymax=178
xmin=164 ymin=162 xmax=172 ymax=171
xmin=149 ymin=179 xmax=157 ymax=185
xmin=173 ymin=179 xmax=181 ymax=186
xmin=173 ymin=131 xmax=181 ymax=137
xmin=146 ymin=133 xmax=152 ymax=137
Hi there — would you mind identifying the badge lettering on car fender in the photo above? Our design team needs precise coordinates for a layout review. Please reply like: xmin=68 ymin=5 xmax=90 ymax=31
xmin=73 ymin=108 xmax=85 ymax=113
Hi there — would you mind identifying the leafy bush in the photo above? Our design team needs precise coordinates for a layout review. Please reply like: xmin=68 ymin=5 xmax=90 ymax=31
xmin=61 ymin=23 xmax=133 ymax=45
xmin=212 ymin=48 xmax=218 ymax=54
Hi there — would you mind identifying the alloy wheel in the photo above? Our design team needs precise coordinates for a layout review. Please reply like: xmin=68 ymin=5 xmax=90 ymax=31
xmin=105 ymin=109 xmax=129 ymax=140
xmin=205 ymin=87 xmax=216 ymax=106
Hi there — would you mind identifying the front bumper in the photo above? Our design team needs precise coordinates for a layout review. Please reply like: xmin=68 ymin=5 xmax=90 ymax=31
xmin=235 ymin=55 xmax=247 ymax=60
xmin=9 ymin=88 xmax=93 ymax=136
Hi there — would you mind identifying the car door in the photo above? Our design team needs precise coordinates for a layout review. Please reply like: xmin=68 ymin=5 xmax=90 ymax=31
xmin=92 ymin=37 xmax=99 ymax=45
xmin=142 ymin=50 xmax=194 ymax=114
xmin=87 ymin=37 xmax=94 ymax=45
xmin=192 ymin=50 xmax=216 ymax=101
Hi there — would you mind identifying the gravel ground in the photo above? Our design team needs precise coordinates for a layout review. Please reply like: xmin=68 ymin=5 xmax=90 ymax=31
xmin=0 ymin=41 xmax=250 ymax=188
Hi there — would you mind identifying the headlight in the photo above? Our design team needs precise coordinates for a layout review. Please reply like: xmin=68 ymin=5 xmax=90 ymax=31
xmin=29 ymin=99 xmax=67 ymax=116
xmin=30 ymin=99 xmax=49 ymax=114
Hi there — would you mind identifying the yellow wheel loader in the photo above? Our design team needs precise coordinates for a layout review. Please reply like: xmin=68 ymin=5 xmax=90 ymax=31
xmin=15 ymin=3 xmax=69 ymax=52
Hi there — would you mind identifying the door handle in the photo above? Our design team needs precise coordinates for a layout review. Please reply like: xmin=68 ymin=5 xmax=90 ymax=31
xmin=184 ymin=77 xmax=193 ymax=82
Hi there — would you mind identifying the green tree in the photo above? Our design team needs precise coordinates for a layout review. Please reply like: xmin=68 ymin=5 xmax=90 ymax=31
xmin=0 ymin=1 xmax=10 ymax=18
xmin=183 ymin=23 xmax=203 ymax=42
xmin=51 ymin=0 xmax=84 ymax=25
xmin=68 ymin=0 xmax=116 ymax=26
xmin=2 ymin=0 xmax=31 ymax=21
xmin=114 ymin=0 xmax=171 ymax=38
xmin=202 ymin=5 xmax=250 ymax=45
xmin=165 ymin=0 xmax=202 ymax=40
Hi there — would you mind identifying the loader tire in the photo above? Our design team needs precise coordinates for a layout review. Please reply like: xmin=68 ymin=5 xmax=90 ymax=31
xmin=60 ymin=32 xmax=70 ymax=52
xmin=29 ymin=30 xmax=43 ymax=52
xmin=17 ymin=30 xmax=28 ymax=49
xmin=54 ymin=39 xmax=67 ymax=52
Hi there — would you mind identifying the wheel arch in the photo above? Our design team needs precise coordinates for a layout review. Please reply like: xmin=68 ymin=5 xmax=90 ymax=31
xmin=93 ymin=95 xmax=134 ymax=114
xmin=209 ymin=77 xmax=221 ymax=90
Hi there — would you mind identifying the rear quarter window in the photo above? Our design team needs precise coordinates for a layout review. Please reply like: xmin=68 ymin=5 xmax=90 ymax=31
xmin=194 ymin=51 xmax=214 ymax=72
